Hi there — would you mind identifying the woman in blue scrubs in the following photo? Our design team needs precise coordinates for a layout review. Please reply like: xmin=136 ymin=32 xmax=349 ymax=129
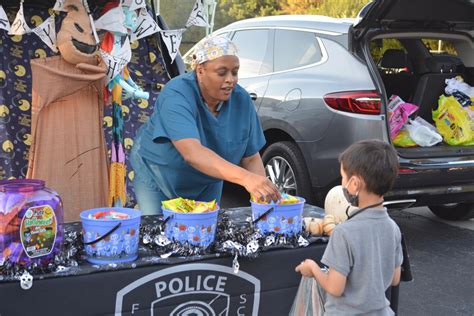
xmin=131 ymin=35 xmax=280 ymax=215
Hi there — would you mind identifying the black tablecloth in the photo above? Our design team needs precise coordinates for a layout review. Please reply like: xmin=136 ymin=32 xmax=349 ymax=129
xmin=0 ymin=205 xmax=399 ymax=315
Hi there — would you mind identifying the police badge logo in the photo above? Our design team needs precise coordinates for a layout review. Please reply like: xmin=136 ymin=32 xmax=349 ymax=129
xmin=115 ymin=263 xmax=260 ymax=315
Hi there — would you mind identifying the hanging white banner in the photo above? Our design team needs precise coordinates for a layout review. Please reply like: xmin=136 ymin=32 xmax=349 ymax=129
xmin=0 ymin=5 xmax=11 ymax=32
xmin=53 ymin=0 xmax=67 ymax=12
xmin=186 ymin=0 xmax=209 ymax=28
xmin=8 ymin=3 xmax=31 ymax=35
xmin=161 ymin=29 xmax=184 ymax=63
xmin=94 ymin=6 xmax=127 ymax=34
xmin=32 ymin=15 xmax=58 ymax=53
xmin=130 ymin=8 xmax=160 ymax=42
xmin=100 ymin=37 xmax=132 ymax=83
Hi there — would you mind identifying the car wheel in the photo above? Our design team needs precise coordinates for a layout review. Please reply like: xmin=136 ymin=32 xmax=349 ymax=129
xmin=429 ymin=203 xmax=474 ymax=221
xmin=262 ymin=141 xmax=314 ymax=203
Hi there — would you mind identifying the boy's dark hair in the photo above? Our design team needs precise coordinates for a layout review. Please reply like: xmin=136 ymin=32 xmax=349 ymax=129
xmin=339 ymin=139 xmax=399 ymax=196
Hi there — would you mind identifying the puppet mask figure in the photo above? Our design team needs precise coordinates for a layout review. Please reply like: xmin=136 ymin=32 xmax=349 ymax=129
xmin=57 ymin=0 xmax=98 ymax=65
xmin=123 ymin=6 xmax=138 ymax=35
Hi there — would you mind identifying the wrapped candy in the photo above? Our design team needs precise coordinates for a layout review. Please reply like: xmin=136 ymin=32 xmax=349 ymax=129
xmin=161 ymin=198 xmax=217 ymax=213
xmin=250 ymin=193 xmax=300 ymax=205
xmin=89 ymin=210 xmax=130 ymax=220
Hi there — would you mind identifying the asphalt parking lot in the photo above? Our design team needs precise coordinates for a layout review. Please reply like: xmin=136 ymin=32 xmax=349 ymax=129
xmin=393 ymin=207 xmax=474 ymax=315
xmin=221 ymin=183 xmax=474 ymax=316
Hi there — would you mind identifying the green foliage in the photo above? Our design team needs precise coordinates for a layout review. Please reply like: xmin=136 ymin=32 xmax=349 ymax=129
xmin=306 ymin=0 xmax=370 ymax=17
xmin=370 ymin=39 xmax=404 ymax=64
xmin=218 ymin=0 xmax=283 ymax=20
xmin=159 ymin=0 xmax=206 ymax=54
xmin=159 ymin=0 xmax=453 ymax=59
xmin=422 ymin=39 xmax=457 ymax=56
xmin=159 ymin=0 xmax=372 ymax=54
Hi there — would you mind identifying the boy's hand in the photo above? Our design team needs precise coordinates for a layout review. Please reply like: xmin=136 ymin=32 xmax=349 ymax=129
xmin=295 ymin=259 xmax=318 ymax=277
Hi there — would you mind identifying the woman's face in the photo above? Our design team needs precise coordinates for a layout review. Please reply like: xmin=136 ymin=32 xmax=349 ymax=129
xmin=196 ymin=55 xmax=239 ymax=105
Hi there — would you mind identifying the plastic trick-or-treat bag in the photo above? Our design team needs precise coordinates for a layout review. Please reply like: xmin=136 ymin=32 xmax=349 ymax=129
xmin=433 ymin=95 xmax=474 ymax=146
xmin=388 ymin=95 xmax=419 ymax=139
xmin=289 ymin=276 xmax=326 ymax=316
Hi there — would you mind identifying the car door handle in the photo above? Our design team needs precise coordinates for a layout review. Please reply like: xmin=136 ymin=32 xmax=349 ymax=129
xmin=249 ymin=93 xmax=258 ymax=101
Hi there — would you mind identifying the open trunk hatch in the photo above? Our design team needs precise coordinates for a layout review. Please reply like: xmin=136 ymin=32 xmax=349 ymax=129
xmin=355 ymin=0 xmax=474 ymax=37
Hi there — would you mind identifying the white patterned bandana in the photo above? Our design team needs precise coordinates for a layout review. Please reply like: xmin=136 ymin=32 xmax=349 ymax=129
xmin=192 ymin=35 xmax=238 ymax=68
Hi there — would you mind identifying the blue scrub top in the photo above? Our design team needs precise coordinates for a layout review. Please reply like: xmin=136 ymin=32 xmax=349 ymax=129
xmin=134 ymin=71 xmax=266 ymax=202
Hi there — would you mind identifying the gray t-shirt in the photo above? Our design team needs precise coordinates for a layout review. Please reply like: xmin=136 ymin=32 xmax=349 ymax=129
xmin=321 ymin=208 xmax=403 ymax=315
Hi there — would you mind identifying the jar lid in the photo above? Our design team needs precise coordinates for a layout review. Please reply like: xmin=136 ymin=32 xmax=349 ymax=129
xmin=0 ymin=179 xmax=45 ymax=193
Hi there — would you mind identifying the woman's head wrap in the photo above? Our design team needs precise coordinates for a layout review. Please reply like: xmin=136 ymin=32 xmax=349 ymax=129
xmin=192 ymin=35 xmax=238 ymax=68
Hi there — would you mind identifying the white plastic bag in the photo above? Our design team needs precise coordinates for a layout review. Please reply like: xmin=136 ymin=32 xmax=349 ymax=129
xmin=413 ymin=116 xmax=439 ymax=133
xmin=406 ymin=118 xmax=443 ymax=147
xmin=445 ymin=77 xmax=474 ymax=97
xmin=289 ymin=277 xmax=326 ymax=316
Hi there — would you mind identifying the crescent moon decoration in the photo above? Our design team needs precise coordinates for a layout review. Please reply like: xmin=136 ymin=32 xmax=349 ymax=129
xmin=128 ymin=170 xmax=135 ymax=181
xmin=0 ymin=107 xmax=11 ymax=123
xmin=11 ymin=35 xmax=23 ymax=43
xmin=2 ymin=140 xmax=14 ymax=153
xmin=103 ymin=116 xmax=112 ymax=127
xmin=149 ymin=52 xmax=156 ymax=63
xmin=35 ymin=48 xmax=47 ymax=59
xmin=137 ymin=99 xmax=148 ymax=109
xmin=152 ymin=83 xmax=165 ymax=94
xmin=30 ymin=15 xmax=44 ymax=27
xmin=0 ymin=70 xmax=6 ymax=88
xmin=14 ymin=65 xmax=26 ymax=77
xmin=0 ymin=105 xmax=9 ymax=117
xmin=124 ymin=138 xmax=133 ymax=150
xmin=18 ymin=99 xmax=31 ymax=111
xmin=121 ymin=105 xmax=129 ymax=115
xmin=23 ymin=134 xmax=32 ymax=146
xmin=130 ymin=41 xmax=139 ymax=50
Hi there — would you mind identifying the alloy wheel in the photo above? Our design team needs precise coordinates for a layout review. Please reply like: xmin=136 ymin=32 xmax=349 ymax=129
xmin=265 ymin=156 xmax=297 ymax=196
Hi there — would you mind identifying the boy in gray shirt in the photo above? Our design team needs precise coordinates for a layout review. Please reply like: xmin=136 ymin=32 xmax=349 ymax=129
xmin=296 ymin=139 xmax=403 ymax=315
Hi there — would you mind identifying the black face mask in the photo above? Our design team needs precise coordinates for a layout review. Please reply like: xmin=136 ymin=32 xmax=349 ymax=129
xmin=342 ymin=178 xmax=359 ymax=207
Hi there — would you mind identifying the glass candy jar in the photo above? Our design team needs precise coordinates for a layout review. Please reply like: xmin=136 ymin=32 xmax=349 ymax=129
xmin=0 ymin=179 xmax=63 ymax=267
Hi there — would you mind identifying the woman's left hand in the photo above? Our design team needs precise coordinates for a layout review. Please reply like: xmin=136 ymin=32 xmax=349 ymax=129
xmin=295 ymin=259 xmax=318 ymax=277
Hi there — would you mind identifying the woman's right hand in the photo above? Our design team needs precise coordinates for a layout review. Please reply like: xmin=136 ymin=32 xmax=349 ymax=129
xmin=242 ymin=172 xmax=281 ymax=203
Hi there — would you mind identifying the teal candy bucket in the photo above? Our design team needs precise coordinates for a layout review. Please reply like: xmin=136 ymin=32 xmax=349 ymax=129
xmin=161 ymin=205 xmax=219 ymax=247
xmin=250 ymin=197 xmax=305 ymax=235
xmin=80 ymin=207 xmax=141 ymax=264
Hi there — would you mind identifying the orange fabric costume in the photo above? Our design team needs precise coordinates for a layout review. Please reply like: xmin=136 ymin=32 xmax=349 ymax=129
xmin=28 ymin=56 xmax=109 ymax=222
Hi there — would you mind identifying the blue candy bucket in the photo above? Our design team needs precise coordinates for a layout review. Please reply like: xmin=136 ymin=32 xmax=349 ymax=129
xmin=80 ymin=207 xmax=141 ymax=264
xmin=161 ymin=205 xmax=219 ymax=247
xmin=250 ymin=197 xmax=305 ymax=235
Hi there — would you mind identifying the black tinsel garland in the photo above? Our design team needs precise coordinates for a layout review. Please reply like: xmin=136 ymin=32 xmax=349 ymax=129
xmin=1 ymin=212 xmax=327 ymax=279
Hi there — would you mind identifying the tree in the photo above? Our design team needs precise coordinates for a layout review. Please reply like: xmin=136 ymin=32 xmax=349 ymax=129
xmin=218 ymin=0 xmax=283 ymax=21
xmin=218 ymin=0 xmax=370 ymax=20
xmin=308 ymin=0 xmax=369 ymax=17
xmin=281 ymin=0 xmax=323 ymax=15
xmin=159 ymin=0 xmax=372 ymax=54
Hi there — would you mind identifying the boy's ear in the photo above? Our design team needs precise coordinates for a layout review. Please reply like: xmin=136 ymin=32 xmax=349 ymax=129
xmin=353 ymin=175 xmax=364 ymax=192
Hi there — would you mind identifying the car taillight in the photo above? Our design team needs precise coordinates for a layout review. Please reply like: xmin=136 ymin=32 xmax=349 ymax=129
xmin=324 ymin=91 xmax=381 ymax=115
xmin=399 ymin=168 xmax=417 ymax=174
